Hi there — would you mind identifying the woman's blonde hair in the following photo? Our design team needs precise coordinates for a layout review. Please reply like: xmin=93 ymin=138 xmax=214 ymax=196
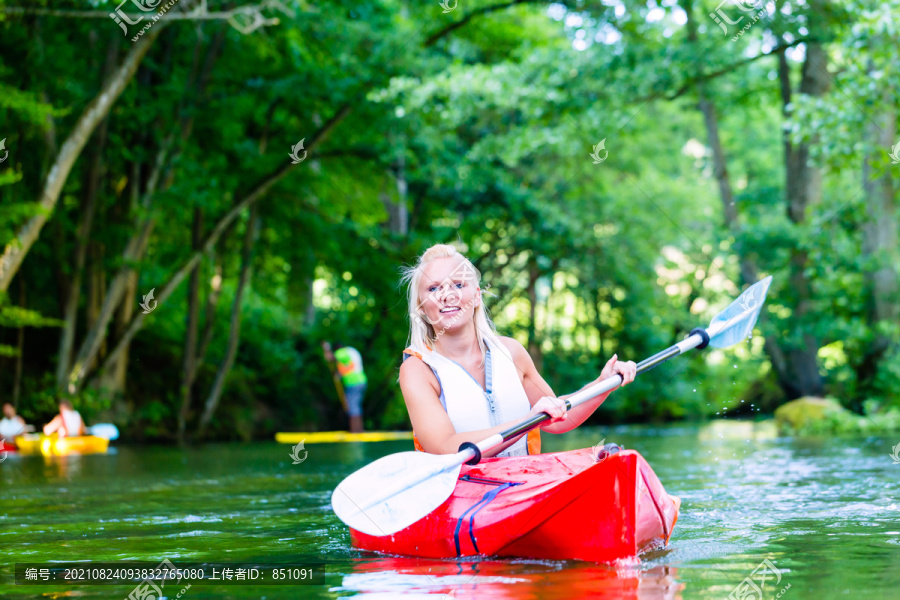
xmin=399 ymin=244 xmax=506 ymax=366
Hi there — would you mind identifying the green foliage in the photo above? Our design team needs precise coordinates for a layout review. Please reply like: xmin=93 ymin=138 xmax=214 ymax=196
xmin=0 ymin=292 xmax=62 ymax=357
xmin=0 ymin=0 xmax=897 ymax=440
xmin=782 ymin=403 xmax=900 ymax=435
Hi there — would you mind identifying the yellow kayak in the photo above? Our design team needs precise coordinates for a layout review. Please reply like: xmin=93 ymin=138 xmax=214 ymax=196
xmin=14 ymin=434 xmax=110 ymax=456
xmin=275 ymin=431 xmax=413 ymax=444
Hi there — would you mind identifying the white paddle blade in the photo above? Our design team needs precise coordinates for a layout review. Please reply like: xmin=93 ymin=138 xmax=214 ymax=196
xmin=707 ymin=276 xmax=772 ymax=348
xmin=331 ymin=451 xmax=464 ymax=536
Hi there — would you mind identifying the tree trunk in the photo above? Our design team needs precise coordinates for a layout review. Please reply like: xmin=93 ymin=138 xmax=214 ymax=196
xmin=12 ymin=278 xmax=25 ymax=409
xmin=87 ymin=240 xmax=108 ymax=367
xmin=857 ymin=94 xmax=899 ymax=386
xmin=683 ymin=0 xmax=795 ymax=399
xmin=178 ymin=207 xmax=204 ymax=442
xmin=0 ymin=23 xmax=168 ymax=292
xmin=526 ymin=255 xmax=542 ymax=371
xmin=110 ymin=272 xmax=138 ymax=393
xmin=67 ymin=27 xmax=224 ymax=393
xmin=56 ymin=33 xmax=119 ymax=390
xmin=386 ymin=132 xmax=409 ymax=235
xmin=593 ymin=287 xmax=605 ymax=359
xmin=89 ymin=105 xmax=351 ymax=387
xmin=194 ymin=253 xmax=223 ymax=376
xmin=778 ymin=38 xmax=829 ymax=398
xmin=303 ymin=272 xmax=316 ymax=329
xmin=197 ymin=204 xmax=260 ymax=436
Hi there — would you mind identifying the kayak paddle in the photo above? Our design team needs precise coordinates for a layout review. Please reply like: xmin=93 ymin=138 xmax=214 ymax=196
xmin=332 ymin=276 xmax=772 ymax=536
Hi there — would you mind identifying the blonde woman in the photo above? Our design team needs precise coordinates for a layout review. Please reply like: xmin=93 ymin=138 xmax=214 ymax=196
xmin=399 ymin=244 xmax=636 ymax=458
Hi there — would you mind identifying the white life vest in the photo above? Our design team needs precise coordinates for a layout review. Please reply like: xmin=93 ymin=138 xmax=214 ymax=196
xmin=0 ymin=417 xmax=25 ymax=439
xmin=415 ymin=336 xmax=532 ymax=458
xmin=61 ymin=409 xmax=83 ymax=437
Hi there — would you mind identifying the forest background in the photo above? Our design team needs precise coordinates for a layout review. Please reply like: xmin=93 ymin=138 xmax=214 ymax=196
xmin=0 ymin=0 xmax=897 ymax=442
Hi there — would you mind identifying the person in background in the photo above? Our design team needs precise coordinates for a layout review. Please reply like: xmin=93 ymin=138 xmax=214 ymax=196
xmin=330 ymin=342 xmax=367 ymax=433
xmin=43 ymin=400 xmax=86 ymax=438
xmin=0 ymin=403 xmax=28 ymax=439
xmin=321 ymin=341 xmax=349 ymax=419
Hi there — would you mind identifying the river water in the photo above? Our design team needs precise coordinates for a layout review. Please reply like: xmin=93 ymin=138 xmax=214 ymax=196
xmin=2 ymin=421 xmax=899 ymax=599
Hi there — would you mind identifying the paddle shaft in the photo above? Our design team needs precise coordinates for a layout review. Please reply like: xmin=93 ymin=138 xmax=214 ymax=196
xmin=482 ymin=332 xmax=706 ymax=449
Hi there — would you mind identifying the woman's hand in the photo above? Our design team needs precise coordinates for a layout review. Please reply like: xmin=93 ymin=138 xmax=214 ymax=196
xmin=530 ymin=395 xmax=569 ymax=428
xmin=598 ymin=353 xmax=637 ymax=387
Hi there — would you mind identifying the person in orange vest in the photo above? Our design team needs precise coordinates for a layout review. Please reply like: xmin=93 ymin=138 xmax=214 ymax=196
xmin=323 ymin=341 xmax=367 ymax=433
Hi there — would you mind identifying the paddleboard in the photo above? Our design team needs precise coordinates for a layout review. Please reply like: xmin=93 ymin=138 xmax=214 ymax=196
xmin=275 ymin=431 xmax=413 ymax=444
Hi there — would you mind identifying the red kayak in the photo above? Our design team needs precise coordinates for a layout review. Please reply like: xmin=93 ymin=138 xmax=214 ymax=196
xmin=351 ymin=447 xmax=680 ymax=562
xmin=343 ymin=557 xmax=683 ymax=599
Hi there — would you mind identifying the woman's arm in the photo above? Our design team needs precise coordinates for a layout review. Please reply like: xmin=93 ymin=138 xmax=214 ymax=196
xmin=399 ymin=356 xmax=566 ymax=456
xmin=501 ymin=337 xmax=636 ymax=434
xmin=43 ymin=415 xmax=62 ymax=436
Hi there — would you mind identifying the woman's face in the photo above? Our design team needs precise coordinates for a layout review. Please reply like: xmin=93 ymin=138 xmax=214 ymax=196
xmin=416 ymin=257 xmax=481 ymax=335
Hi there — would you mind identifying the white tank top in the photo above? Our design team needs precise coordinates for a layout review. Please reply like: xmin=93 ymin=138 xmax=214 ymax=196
xmin=62 ymin=409 xmax=83 ymax=437
xmin=417 ymin=337 xmax=531 ymax=457
xmin=0 ymin=417 xmax=25 ymax=439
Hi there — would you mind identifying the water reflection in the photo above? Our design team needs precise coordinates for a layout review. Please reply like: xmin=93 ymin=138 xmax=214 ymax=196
xmin=335 ymin=557 xmax=683 ymax=599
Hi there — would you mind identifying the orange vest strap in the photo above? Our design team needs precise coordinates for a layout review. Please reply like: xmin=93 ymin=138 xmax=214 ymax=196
xmin=403 ymin=348 xmax=425 ymax=360
xmin=413 ymin=429 xmax=541 ymax=455
xmin=527 ymin=429 xmax=541 ymax=455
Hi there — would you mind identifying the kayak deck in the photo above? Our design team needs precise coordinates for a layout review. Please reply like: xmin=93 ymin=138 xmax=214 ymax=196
xmin=350 ymin=447 xmax=679 ymax=562
xmin=276 ymin=431 xmax=413 ymax=444
xmin=14 ymin=434 xmax=110 ymax=456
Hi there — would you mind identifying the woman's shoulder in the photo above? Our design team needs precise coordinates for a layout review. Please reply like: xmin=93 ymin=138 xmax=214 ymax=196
xmin=495 ymin=336 xmax=528 ymax=365
xmin=399 ymin=351 xmax=438 ymax=387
